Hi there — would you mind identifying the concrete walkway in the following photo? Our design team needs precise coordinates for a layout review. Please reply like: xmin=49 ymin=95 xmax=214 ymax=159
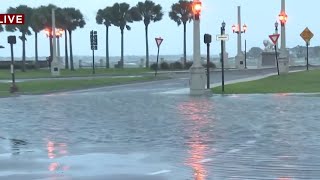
xmin=159 ymin=69 xmax=305 ymax=95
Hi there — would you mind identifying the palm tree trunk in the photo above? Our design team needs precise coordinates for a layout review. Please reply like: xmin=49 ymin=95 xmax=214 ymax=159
xmin=121 ymin=28 xmax=124 ymax=68
xmin=183 ymin=22 xmax=187 ymax=68
xmin=64 ymin=30 xmax=69 ymax=69
xmin=22 ymin=32 xmax=26 ymax=72
xmin=106 ymin=25 xmax=109 ymax=68
xmin=69 ymin=30 xmax=74 ymax=71
xmin=145 ymin=25 xmax=149 ymax=68
xmin=35 ymin=32 xmax=39 ymax=69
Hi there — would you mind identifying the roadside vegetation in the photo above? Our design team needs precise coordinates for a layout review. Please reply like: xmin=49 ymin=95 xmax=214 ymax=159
xmin=212 ymin=70 xmax=320 ymax=94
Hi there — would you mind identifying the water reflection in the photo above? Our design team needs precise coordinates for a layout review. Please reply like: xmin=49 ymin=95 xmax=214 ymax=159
xmin=46 ymin=140 xmax=70 ymax=172
xmin=178 ymin=98 xmax=213 ymax=180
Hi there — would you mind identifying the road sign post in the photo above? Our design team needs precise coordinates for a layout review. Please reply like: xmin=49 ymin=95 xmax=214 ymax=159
xmin=217 ymin=22 xmax=228 ymax=93
xmin=204 ymin=33 xmax=212 ymax=89
xmin=155 ymin=37 xmax=163 ymax=77
xmin=90 ymin=30 xmax=98 ymax=74
xmin=300 ymin=27 xmax=314 ymax=71
xmin=269 ymin=34 xmax=280 ymax=75
xmin=7 ymin=35 xmax=18 ymax=93
xmin=216 ymin=22 xmax=229 ymax=93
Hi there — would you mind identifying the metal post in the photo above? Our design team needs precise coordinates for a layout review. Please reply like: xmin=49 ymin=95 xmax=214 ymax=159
xmin=206 ymin=43 xmax=210 ymax=89
xmin=92 ymin=49 xmax=95 ymax=74
xmin=307 ymin=42 xmax=309 ymax=71
xmin=155 ymin=47 xmax=160 ymax=77
xmin=244 ymin=39 xmax=247 ymax=69
xmin=10 ymin=43 xmax=17 ymax=93
xmin=275 ymin=44 xmax=279 ymax=75
xmin=221 ymin=23 xmax=225 ymax=93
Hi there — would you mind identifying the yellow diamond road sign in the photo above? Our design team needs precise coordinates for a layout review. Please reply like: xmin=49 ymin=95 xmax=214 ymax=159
xmin=300 ymin=27 xmax=314 ymax=43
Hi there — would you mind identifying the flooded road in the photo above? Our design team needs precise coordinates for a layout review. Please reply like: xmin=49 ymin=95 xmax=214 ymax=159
xmin=1 ymin=77 xmax=320 ymax=180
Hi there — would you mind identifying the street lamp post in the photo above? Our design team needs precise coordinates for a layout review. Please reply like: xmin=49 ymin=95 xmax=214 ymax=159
xmin=189 ymin=0 xmax=206 ymax=95
xmin=51 ymin=8 xmax=60 ymax=76
xmin=232 ymin=6 xmax=247 ymax=69
xmin=221 ymin=21 xmax=226 ymax=93
xmin=278 ymin=0 xmax=289 ymax=74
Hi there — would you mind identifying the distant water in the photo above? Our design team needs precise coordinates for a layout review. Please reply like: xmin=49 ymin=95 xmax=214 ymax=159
xmin=1 ymin=55 xmax=320 ymax=68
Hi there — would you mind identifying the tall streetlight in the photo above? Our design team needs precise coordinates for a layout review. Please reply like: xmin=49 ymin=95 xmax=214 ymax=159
xmin=278 ymin=0 xmax=289 ymax=74
xmin=232 ymin=6 xmax=247 ymax=69
xmin=189 ymin=0 xmax=206 ymax=96
xmin=51 ymin=8 xmax=60 ymax=76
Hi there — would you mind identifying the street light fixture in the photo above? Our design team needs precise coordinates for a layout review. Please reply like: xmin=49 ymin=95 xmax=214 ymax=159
xmin=278 ymin=11 xmax=288 ymax=26
xmin=192 ymin=1 xmax=202 ymax=20
xmin=44 ymin=28 xmax=64 ymax=67
xmin=232 ymin=24 xmax=247 ymax=34
xmin=275 ymin=21 xmax=279 ymax=31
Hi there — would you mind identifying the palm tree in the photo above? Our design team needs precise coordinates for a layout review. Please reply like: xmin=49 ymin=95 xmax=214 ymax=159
xmin=96 ymin=7 xmax=112 ymax=68
xmin=61 ymin=7 xmax=86 ymax=70
xmin=5 ymin=5 xmax=33 ymax=72
xmin=109 ymin=2 xmax=135 ymax=68
xmin=169 ymin=0 xmax=193 ymax=67
xmin=131 ymin=0 xmax=163 ymax=68
xmin=30 ymin=7 xmax=46 ymax=69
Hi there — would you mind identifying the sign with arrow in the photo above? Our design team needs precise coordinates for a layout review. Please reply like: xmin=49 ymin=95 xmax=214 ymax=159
xmin=269 ymin=34 xmax=280 ymax=45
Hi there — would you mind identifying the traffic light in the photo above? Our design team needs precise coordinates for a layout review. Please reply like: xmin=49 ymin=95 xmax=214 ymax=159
xmin=204 ymin=34 xmax=212 ymax=44
xmin=192 ymin=1 xmax=202 ymax=20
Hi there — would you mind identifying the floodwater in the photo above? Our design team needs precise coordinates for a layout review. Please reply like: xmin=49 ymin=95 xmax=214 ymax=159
xmin=0 ymin=88 xmax=320 ymax=180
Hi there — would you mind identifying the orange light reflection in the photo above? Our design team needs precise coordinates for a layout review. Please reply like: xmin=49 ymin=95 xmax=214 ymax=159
xmin=178 ymin=99 xmax=212 ymax=180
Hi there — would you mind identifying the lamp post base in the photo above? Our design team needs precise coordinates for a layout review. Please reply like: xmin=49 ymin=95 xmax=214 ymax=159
xmin=278 ymin=57 xmax=289 ymax=75
xmin=235 ymin=53 xmax=245 ymax=69
xmin=51 ymin=58 xmax=61 ymax=76
xmin=189 ymin=65 xmax=206 ymax=96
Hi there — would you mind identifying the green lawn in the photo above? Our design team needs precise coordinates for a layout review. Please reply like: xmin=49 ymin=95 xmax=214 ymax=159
xmin=0 ymin=68 xmax=152 ymax=79
xmin=212 ymin=70 xmax=320 ymax=94
xmin=0 ymin=76 xmax=167 ymax=97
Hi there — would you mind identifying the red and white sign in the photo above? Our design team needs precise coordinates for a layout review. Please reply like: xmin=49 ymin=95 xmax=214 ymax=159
xmin=0 ymin=14 xmax=24 ymax=25
xmin=269 ymin=34 xmax=280 ymax=45
xmin=155 ymin=37 xmax=163 ymax=48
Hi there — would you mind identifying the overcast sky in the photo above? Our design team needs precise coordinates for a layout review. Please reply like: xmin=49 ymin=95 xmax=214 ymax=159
xmin=0 ymin=0 xmax=317 ymax=58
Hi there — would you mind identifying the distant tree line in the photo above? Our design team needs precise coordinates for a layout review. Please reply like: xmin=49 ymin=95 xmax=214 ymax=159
xmin=0 ymin=0 xmax=196 ymax=72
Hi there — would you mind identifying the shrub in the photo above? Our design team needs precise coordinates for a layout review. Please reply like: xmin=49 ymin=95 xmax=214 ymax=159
xmin=150 ymin=63 xmax=158 ymax=71
xmin=160 ymin=61 xmax=170 ymax=70
xmin=185 ymin=61 xmax=193 ymax=69
xmin=203 ymin=61 xmax=216 ymax=69
xmin=170 ymin=61 xmax=183 ymax=69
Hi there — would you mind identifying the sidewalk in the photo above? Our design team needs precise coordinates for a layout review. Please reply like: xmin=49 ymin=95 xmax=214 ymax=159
xmin=158 ymin=69 xmax=305 ymax=95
